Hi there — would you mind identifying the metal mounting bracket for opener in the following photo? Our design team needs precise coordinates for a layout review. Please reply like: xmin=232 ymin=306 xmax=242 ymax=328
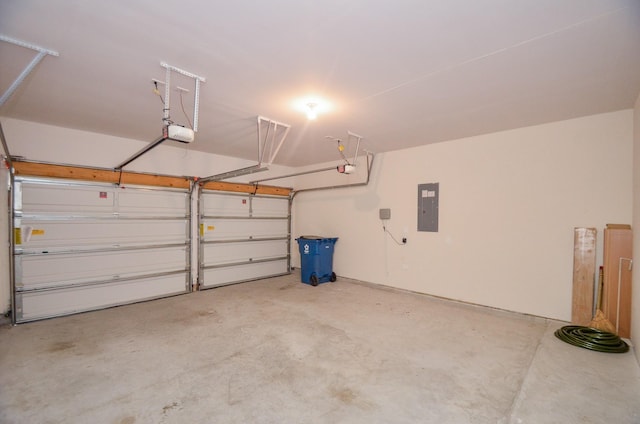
xmin=199 ymin=116 xmax=291 ymax=183
xmin=0 ymin=35 xmax=59 ymax=108
xmin=159 ymin=62 xmax=206 ymax=132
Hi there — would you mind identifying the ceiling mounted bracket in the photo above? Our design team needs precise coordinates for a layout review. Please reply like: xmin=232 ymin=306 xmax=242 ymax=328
xmin=159 ymin=62 xmax=206 ymax=132
xmin=199 ymin=116 xmax=291 ymax=184
xmin=257 ymin=116 xmax=291 ymax=167
xmin=0 ymin=35 xmax=59 ymax=108
xmin=346 ymin=131 xmax=363 ymax=167
xmin=326 ymin=131 xmax=364 ymax=173
xmin=114 ymin=63 xmax=206 ymax=171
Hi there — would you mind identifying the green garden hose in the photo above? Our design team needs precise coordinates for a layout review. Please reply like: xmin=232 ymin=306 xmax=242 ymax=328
xmin=554 ymin=325 xmax=629 ymax=353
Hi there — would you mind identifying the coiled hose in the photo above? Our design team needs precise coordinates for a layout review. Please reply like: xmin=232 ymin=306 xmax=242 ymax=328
xmin=554 ymin=325 xmax=629 ymax=353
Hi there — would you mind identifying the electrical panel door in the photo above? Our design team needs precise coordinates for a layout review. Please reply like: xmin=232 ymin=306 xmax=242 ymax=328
xmin=418 ymin=183 xmax=439 ymax=232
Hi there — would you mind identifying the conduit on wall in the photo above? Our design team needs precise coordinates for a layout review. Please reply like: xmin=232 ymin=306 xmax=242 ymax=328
xmin=249 ymin=129 xmax=372 ymax=195
xmin=290 ymin=152 xmax=375 ymax=199
xmin=249 ymin=152 xmax=376 ymax=199
xmin=251 ymin=152 xmax=375 ymax=275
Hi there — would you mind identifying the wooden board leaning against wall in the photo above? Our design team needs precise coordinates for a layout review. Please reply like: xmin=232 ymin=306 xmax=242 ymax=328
xmin=11 ymin=161 xmax=292 ymax=197
xmin=602 ymin=224 xmax=633 ymax=339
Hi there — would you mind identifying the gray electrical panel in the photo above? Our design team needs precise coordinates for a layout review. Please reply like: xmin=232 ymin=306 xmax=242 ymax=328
xmin=379 ymin=208 xmax=391 ymax=220
xmin=418 ymin=183 xmax=439 ymax=232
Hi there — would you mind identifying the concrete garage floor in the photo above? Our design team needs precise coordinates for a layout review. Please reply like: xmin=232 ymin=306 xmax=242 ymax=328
xmin=1 ymin=274 xmax=639 ymax=424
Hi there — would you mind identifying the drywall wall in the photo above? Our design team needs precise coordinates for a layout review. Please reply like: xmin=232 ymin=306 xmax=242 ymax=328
xmin=633 ymin=94 xmax=640 ymax=363
xmin=292 ymin=110 xmax=633 ymax=321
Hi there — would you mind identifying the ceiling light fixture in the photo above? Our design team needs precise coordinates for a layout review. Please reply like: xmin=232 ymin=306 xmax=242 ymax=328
xmin=306 ymin=102 xmax=318 ymax=120
xmin=292 ymin=96 xmax=333 ymax=120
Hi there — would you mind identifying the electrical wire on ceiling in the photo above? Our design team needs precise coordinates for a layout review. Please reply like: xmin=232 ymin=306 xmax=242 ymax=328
xmin=153 ymin=81 xmax=172 ymax=125
xmin=179 ymin=89 xmax=194 ymax=130
xmin=337 ymin=139 xmax=349 ymax=164
xmin=153 ymin=81 xmax=163 ymax=103
xmin=153 ymin=80 xmax=193 ymax=130
xmin=325 ymin=136 xmax=350 ymax=165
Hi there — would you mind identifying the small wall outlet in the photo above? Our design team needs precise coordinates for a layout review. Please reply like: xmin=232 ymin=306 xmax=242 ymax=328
xmin=379 ymin=208 xmax=391 ymax=220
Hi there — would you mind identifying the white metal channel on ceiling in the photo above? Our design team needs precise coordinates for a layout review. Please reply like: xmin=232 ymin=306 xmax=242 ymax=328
xmin=13 ymin=177 xmax=191 ymax=322
xmin=199 ymin=191 xmax=290 ymax=288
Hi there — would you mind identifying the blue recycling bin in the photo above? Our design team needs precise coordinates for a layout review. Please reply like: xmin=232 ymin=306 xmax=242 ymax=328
xmin=296 ymin=236 xmax=338 ymax=286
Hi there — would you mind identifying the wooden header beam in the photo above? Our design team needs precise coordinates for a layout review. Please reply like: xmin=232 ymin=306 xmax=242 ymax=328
xmin=13 ymin=161 xmax=191 ymax=189
xmin=12 ymin=161 xmax=292 ymax=196
xmin=201 ymin=180 xmax=291 ymax=197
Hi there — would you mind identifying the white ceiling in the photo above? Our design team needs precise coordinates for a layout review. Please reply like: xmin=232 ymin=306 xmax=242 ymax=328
xmin=1 ymin=0 xmax=639 ymax=167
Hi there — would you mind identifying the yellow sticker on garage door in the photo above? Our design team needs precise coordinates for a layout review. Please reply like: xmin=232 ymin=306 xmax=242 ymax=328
xmin=32 ymin=229 xmax=45 ymax=235
xmin=199 ymin=224 xmax=215 ymax=236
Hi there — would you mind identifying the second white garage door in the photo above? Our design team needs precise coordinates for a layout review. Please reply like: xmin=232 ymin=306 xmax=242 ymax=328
xmin=199 ymin=191 xmax=290 ymax=288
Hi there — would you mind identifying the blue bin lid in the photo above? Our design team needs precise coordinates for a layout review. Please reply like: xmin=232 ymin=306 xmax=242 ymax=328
xmin=296 ymin=236 xmax=338 ymax=244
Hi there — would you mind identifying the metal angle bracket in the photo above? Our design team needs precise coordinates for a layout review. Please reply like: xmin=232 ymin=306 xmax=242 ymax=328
xmin=257 ymin=116 xmax=291 ymax=167
xmin=346 ymin=131 xmax=363 ymax=167
xmin=0 ymin=35 xmax=59 ymax=108
xmin=116 ymin=63 xmax=205 ymax=170
xmin=159 ymin=62 xmax=206 ymax=132
xmin=199 ymin=116 xmax=291 ymax=184
xmin=326 ymin=130 xmax=364 ymax=167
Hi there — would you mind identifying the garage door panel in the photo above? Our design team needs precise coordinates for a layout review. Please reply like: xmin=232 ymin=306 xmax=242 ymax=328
xmin=17 ymin=247 xmax=188 ymax=290
xmin=202 ymin=240 xmax=287 ymax=265
xmin=251 ymin=197 xmax=288 ymax=217
xmin=18 ymin=182 xmax=116 ymax=216
xmin=17 ymin=273 xmax=187 ymax=322
xmin=16 ymin=219 xmax=187 ymax=250
xmin=202 ymin=259 xmax=288 ymax=288
xmin=18 ymin=182 xmax=189 ymax=218
xmin=118 ymin=189 xmax=189 ymax=217
xmin=202 ymin=192 xmax=249 ymax=217
xmin=202 ymin=219 xmax=288 ymax=241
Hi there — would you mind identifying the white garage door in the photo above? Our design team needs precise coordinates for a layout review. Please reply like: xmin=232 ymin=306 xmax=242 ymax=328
xmin=199 ymin=191 xmax=289 ymax=288
xmin=13 ymin=177 xmax=190 ymax=322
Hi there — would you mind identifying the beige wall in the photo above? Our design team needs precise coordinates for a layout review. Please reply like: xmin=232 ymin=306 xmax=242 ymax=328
xmin=633 ymin=95 xmax=640 ymax=363
xmin=293 ymin=110 xmax=633 ymax=321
